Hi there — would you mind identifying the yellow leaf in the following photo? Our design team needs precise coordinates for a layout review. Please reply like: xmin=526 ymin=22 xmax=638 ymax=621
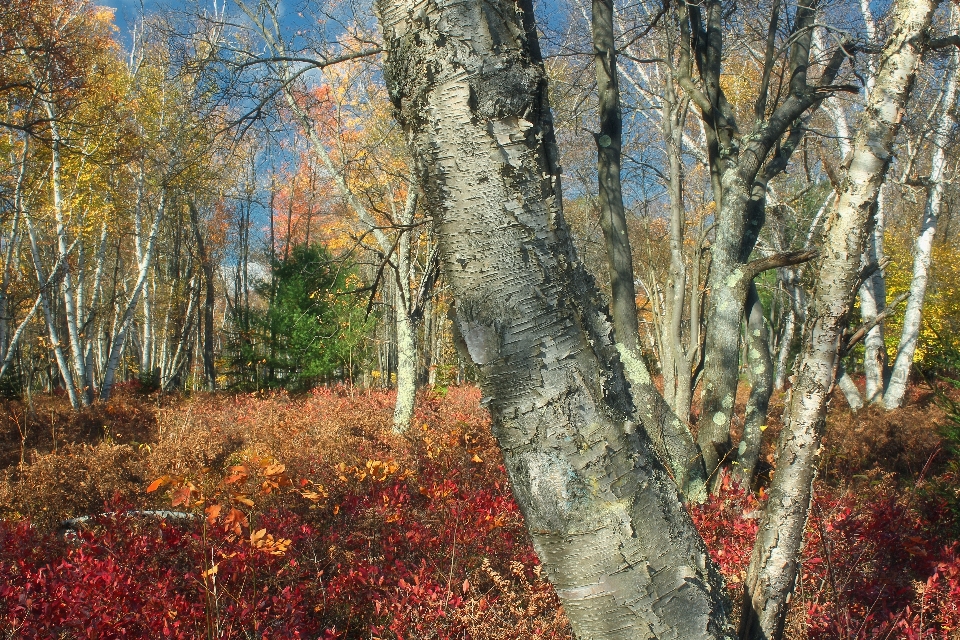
xmin=232 ymin=494 xmax=255 ymax=507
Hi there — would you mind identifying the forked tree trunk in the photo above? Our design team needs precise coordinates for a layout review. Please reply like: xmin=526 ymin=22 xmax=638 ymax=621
xmin=740 ymin=0 xmax=936 ymax=635
xmin=377 ymin=0 xmax=734 ymax=635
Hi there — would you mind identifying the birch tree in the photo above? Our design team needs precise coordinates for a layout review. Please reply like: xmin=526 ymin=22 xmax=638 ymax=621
xmin=883 ymin=5 xmax=959 ymax=408
xmin=674 ymin=0 xmax=850 ymax=485
xmin=741 ymin=0 xmax=938 ymax=634
xmin=377 ymin=0 xmax=739 ymax=633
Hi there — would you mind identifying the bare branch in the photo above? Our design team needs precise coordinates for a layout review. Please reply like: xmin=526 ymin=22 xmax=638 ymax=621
xmin=744 ymin=249 xmax=819 ymax=279
xmin=841 ymin=291 xmax=910 ymax=355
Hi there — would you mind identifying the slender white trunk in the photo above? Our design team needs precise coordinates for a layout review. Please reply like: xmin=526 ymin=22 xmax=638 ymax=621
xmin=47 ymin=116 xmax=92 ymax=405
xmin=23 ymin=210 xmax=80 ymax=408
xmin=0 ymin=296 xmax=40 ymax=379
xmin=0 ymin=142 xmax=29 ymax=358
xmin=741 ymin=0 xmax=935 ymax=635
xmin=393 ymin=304 xmax=417 ymax=431
xmin=100 ymin=194 xmax=166 ymax=401
xmin=836 ymin=364 xmax=865 ymax=412
xmin=392 ymin=190 xmax=419 ymax=432
xmin=884 ymin=21 xmax=959 ymax=409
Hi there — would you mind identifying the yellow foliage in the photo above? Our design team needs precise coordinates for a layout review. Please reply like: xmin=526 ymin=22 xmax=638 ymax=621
xmin=884 ymin=224 xmax=960 ymax=363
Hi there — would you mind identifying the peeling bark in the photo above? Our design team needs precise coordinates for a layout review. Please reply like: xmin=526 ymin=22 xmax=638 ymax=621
xmin=884 ymin=9 xmax=959 ymax=409
xmin=376 ymin=0 xmax=734 ymax=634
xmin=740 ymin=0 xmax=936 ymax=634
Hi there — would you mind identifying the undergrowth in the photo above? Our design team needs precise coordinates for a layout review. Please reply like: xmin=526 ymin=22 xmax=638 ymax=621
xmin=0 ymin=385 xmax=957 ymax=638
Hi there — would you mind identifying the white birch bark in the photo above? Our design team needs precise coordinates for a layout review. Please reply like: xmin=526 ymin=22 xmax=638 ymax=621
xmin=100 ymin=194 xmax=166 ymax=401
xmin=377 ymin=0 xmax=735 ymax=635
xmin=884 ymin=15 xmax=960 ymax=409
xmin=46 ymin=115 xmax=93 ymax=405
xmin=740 ymin=0 xmax=936 ymax=635
xmin=23 ymin=210 xmax=81 ymax=408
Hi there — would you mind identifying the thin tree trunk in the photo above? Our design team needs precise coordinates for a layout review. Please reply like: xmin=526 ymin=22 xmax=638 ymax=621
xmin=23 ymin=210 xmax=80 ymax=408
xmin=884 ymin=15 xmax=959 ymax=409
xmin=734 ymin=283 xmax=772 ymax=486
xmin=836 ymin=363 xmax=865 ymax=411
xmin=392 ymin=189 xmax=419 ymax=431
xmin=593 ymin=0 xmax=637 ymax=353
xmin=0 ymin=296 xmax=40 ymax=380
xmin=100 ymin=194 xmax=166 ymax=401
xmin=592 ymin=0 xmax=707 ymax=500
xmin=189 ymin=201 xmax=217 ymax=390
xmin=47 ymin=117 xmax=92 ymax=405
xmin=377 ymin=0 xmax=735 ymax=635
xmin=740 ymin=1 xmax=935 ymax=634
xmin=860 ymin=191 xmax=888 ymax=403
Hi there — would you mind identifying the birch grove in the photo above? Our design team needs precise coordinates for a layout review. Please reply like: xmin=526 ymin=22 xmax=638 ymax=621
xmin=1 ymin=0 xmax=959 ymax=634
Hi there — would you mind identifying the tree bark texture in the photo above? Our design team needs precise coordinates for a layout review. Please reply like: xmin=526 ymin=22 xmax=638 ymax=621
xmin=592 ymin=0 xmax=707 ymax=501
xmin=734 ymin=283 xmax=772 ymax=486
xmin=377 ymin=0 xmax=734 ymax=635
xmin=884 ymin=12 xmax=959 ymax=409
xmin=740 ymin=0 xmax=936 ymax=635
xmin=592 ymin=0 xmax=637 ymax=353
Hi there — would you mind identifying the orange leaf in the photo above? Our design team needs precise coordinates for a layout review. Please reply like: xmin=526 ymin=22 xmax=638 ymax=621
xmin=205 ymin=504 xmax=222 ymax=526
xmin=263 ymin=464 xmax=286 ymax=477
xmin=146 ymin=476 xmax=168 ymax=493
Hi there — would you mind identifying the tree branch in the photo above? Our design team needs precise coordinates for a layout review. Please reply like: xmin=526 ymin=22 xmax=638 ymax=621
xmin=841 ymin=291 xmax=910 ymax=355
xmin=744 ymin=249 xmax=818 ymax=279
xmin=928 ymin=34 xmax=960 ymax=50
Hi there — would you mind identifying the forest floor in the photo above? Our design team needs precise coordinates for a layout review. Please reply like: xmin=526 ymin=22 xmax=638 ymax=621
xmin=0 ymin=382 xmax=958 ymax=638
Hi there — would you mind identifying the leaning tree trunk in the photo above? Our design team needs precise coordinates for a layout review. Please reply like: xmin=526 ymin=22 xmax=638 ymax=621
xmin=884 ymin=18 xmax=959 ymax=409
xmin=740 ymin=0 xmax=936 ymax=635
xmin=376 ymin=0 xmax=734 ymax=635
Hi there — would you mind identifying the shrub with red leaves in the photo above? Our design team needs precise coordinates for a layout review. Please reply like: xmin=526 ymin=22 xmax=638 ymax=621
xmin=1 ymin=385 xmax=959 ymax=638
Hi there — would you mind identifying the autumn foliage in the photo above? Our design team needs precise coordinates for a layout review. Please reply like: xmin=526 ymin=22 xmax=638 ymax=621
xmin=0 ymin=386 xmax=959 ymax=638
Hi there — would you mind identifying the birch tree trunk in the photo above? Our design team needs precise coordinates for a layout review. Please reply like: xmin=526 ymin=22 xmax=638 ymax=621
xmin=23 ymin=210 xmax=80 ymax=408
xmin=100 ymin=194 xmax=166 ymax=401
xmin=740 ymin=0 xmax=936 ymax=634
xmin=680 ymin=0 xmax=844 ymax=484
xmin=884 ymin=13 xmax=959 ymax=409
xmin=392 ymin=191 xmax=419 ymax=431
xmin=377 ymin=0 xmax=735 ymax=635
xmin=47 ymin=116 xmax=93 ymax=405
